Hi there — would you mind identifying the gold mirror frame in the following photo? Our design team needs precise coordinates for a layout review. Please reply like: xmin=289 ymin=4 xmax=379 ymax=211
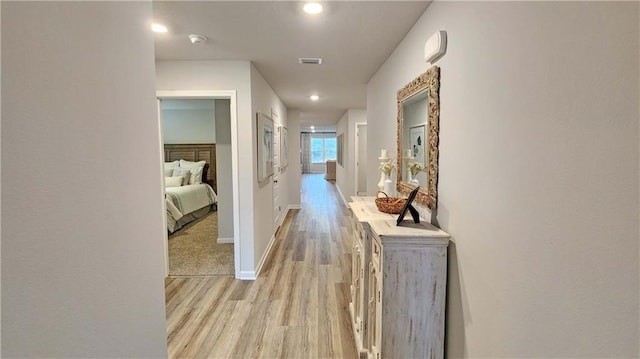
xmin=396 ymin=66 xmax=440 ymax=209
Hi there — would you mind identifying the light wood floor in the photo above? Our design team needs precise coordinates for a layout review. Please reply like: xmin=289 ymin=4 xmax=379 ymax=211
xmin=165 ymin=174 xmax=358 ymax=358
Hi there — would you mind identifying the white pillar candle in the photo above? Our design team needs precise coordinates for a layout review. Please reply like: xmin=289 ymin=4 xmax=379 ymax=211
xmin=381 ymin=149 xmax=388 ymax=158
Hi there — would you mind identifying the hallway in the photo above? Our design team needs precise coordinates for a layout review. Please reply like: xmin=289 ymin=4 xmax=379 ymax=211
xmin=165 ymin=174 xmax=357 ymax=358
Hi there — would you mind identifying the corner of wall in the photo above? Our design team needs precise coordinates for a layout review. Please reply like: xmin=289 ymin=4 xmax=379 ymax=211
xmin=637 ymin=2 xmax=640 ymax=353
xmin=286 ymin=110 xmax=302 ymax=207
xmin=335 ymin=112 xmax=351 ymax=199
xmin=0 ymin=2 xmax=3 ymax=352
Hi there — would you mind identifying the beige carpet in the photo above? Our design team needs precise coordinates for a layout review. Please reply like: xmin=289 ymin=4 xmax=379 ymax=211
xmin=168 ymin=211 xmax=234 ymax=276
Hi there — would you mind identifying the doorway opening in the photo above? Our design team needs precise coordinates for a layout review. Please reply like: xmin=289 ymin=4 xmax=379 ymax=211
xmin=157 ymin=91 xmax=240 ymax=279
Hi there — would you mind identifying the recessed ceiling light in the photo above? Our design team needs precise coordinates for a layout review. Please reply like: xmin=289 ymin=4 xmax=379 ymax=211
xmin=310 ymin=95 xmax=319 ymax=101
xmin=151 ymin=23 xmax=168 ymax=33
xmin=303 ymin=2 xmax=323 ymax=15
xmin=310 ymin=126 xmax=315 ymax=129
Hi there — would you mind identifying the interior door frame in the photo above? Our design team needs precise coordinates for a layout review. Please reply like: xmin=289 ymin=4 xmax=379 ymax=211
xmin=156 ymin=90 xmax=241 ymax=279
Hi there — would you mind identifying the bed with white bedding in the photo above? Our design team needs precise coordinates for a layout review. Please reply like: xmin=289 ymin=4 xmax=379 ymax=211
xmin=166 ymin=183 xmax=217 ymax=233
xmin=163 ymin=143 xmax=218 ymax=234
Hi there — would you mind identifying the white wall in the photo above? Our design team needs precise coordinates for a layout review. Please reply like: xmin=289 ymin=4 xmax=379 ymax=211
xmin=368 ymin=1 xmax=639 ymax=357
xmin=162 ymin=107 xmax=216 ymax=144
xmin=1 ymin=2 xmax=4 ymax=351
xmin=1 ymin=3 xmax=3 ymax=351
xmin=155 ymin=60 xmax=257 ymax=275
xmin=286 ymin=110 xmax=302 ymax=208
xmin=336 ymin=112 xmax=349 ymax=201
xmin=336 ymin=109 xmax=366 ymax=204
xmin=2 ymin=2 xmax=168 ymax=357
xmin=215 ymin=99 xmax=234 ymax=242
xmin=250 ymin=63 xmax=288 ymax=270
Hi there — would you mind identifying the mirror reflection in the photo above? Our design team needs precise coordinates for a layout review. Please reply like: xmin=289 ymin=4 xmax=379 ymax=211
xmin=401 ymin=89 xmax=428 ymax=188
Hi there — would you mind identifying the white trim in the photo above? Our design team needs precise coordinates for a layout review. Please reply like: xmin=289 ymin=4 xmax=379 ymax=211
xmin=217 ymin=237 xmax=234 ymax=244
xmin=277 ymin=209 xmax=286 ymax=228
xmin=157 ymin=99 xmax=170 ymax=277
xmin=238 ymin=271 xmax=257 ymax=280
xmin=277 ymin=205 xmax=300 ymax=227
xmin=336 ymin=183 xmax=349 ymax=207
xmin=229 ymin=94 xmax=240 ymax=280
xmin=254 ymin=233 xmax=278 ymax=279
xmin=156 ymin=90 xmax=241 ymax=280
xmin=238 ymin=206 xmax=299 ymax=281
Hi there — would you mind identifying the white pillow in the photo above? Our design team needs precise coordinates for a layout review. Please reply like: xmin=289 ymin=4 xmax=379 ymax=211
xmin=172 ymin=168 xmax=191 ymax=186
xmin=164 ymin=161 xmax=179 ymax=171
xmin=179 ymin=159 xmax=206 ymax=184
xmin=165 ymin=176 xmax=183 ymax=188
xmin=163 ymin=168 xmax=174 ymax=177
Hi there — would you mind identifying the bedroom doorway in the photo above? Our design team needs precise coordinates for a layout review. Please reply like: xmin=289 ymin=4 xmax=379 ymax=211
xmin=157 ymin=91 xmax=240 ymax=279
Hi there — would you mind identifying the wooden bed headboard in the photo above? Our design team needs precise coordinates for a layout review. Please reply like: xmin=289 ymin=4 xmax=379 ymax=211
xmin=164 ymin=143 xmax=217 ymax=193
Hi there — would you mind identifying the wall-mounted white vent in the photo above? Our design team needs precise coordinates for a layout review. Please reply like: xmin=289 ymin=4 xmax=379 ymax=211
xmin=424 ymin=31 xmax=447 ymax=63
xmin=298 ymin=57 xmax=323 ymax=65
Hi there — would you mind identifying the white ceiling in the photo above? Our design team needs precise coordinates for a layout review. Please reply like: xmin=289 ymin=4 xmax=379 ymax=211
xmin=153 ymin=1 xmax=430 ymax=132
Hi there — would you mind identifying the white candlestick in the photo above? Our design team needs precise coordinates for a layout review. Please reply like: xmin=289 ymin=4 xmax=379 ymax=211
xmin=381 ymin=149 xmax=388 ymax=158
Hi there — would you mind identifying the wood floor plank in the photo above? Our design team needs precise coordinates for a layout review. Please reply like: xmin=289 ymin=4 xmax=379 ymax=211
xmin=280 ymin=326 xmax=312 ymax=359
xmin=165 ymin=174 xmax=357 ymax=358
xmin=317 ymin=265 xmax=338 ymax=359
xmin=336 ymin=282 xmax=358 ymax=358
xmin=176 ymin=279 xmax=235 ymax=357
xmin=254 ymin=321 xmax=286 ymax=358
xmin=211 ymin=300 xmax=254 ymax=356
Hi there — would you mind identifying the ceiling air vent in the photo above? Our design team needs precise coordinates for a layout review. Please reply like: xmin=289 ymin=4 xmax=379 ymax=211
xmin=298 ymin=57 xmax=323 ymax=65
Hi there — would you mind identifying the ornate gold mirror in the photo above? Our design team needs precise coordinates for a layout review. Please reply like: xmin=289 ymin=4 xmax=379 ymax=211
xmin=396 ymin=66 xmax=440 ymax=209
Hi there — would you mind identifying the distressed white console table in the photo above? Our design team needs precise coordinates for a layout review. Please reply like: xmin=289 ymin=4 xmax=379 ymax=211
xmin=349 ymin=197 xmax=450 ymax=359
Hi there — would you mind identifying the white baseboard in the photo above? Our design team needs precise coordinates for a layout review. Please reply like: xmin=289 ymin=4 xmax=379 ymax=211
xmin=254 ymin=232 xmax=277 ymax=279
xmin=238 ymin=271 xmax=257 ymax=280
xmin=217 ymin=237 xmax=234 ymax=244
xmin=238 ymin=205 xmax=300 ymax=281
xmin=336 ymin=185 xmax=349 ymax=207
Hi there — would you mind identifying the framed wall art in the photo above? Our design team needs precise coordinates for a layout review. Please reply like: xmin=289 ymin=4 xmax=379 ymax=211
xmin=257 ymin=113 xmax=274 ymax=182
xmin=337 ymin=133 xmax=344 ymax=166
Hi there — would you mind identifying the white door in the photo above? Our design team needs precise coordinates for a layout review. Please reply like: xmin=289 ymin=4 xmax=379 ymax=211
xmin=271 ymin=112 xmax=282 ymax=229
xmin=356 ymin=123 xmax=368 ymax=195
